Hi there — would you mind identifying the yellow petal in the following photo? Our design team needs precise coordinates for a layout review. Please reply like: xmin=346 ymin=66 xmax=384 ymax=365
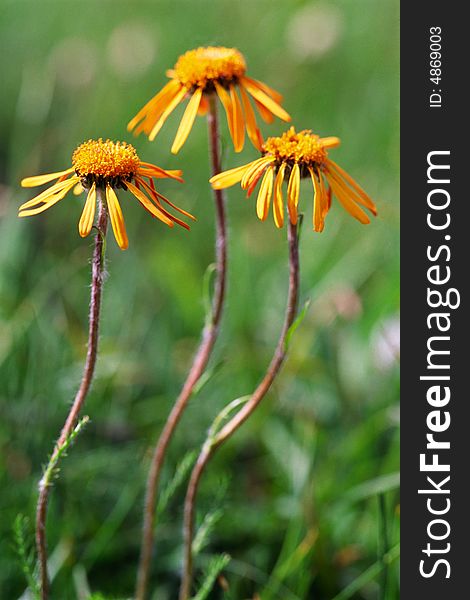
xmin=148 ymin=86 xmax=187 ymax=141
xmin=287 ymin=163 xmax=300 ymax=225
xmin=214 ymin=81 xmax=235 ymax=143
xmin=21 ymin=167 xmax=75 ymax=188
xmin=135 ymin=176 xmax=194 ymax=227
xmin=171 ymin=87 xmax=203 ymax=154
xmin=241 ymin=77 xmax=291 ymax=122
xmin=19 ymin=177 xmax=79 ymax=211
xmin=273 ymin=163 xmax=286 ymax=228
xmin=326 ymin=159 xmax=377 ymax=215
xmin=73 ymin=183 xmax=84 ymax=195
xmin=127 ymin=79 xmax=182 ymax=132
xmin=328 ymin=178 xmax=371 ymax=224
xmin=242 ymin=76 xmax=283 ymax=104
xmin=210 ymin=163 xmax=253 ymax=190
xmin=126 ymin=181 xmax=174 ymax=227
xmin=198 ymin=94 xmax=209 ymax=116
xmin=239 ymin=85 xmax=262 ymax=151
xmin=241 ymin=156 xmax=274 ymax=190
xmin=230 ymin=85 xmax=245 ymax=153
xmin=106 ymin=185 xmax=129 ymax=250
xmin=320 ymin=137 xmax=341 ymax=149
xmin=78 ymin=183 xmax=96 ymax=238
xmin=309 ymin=167 xmax=324 ymax=233
xmin=253 ymin=98 xmax=274 ymax=124
xmin=18 ymin=179 xmax=77 ymax=217
xmin=138 ymin=163 xmax=184 ymax=182
xmin=318 ymin=172 xmax=330 ymax=219
xmin=256 ymin=166 xmax=274 ymax=221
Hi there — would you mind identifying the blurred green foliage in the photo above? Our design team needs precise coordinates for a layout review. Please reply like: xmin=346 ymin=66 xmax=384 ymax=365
xmin=0 ymin=0 xmax=399 ymax=598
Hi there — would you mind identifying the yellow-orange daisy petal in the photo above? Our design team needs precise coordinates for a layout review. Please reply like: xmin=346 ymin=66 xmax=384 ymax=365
xmin=230 ymin=85 xmax=245 ymax=152
xmin=242 ymin=76 xmax=284 ymax=104
xmin=19 ymin=179 xmax=78 ymax=217
xmin=241 ymin=77 xmax=291 ymax=122
xmin=273 ymin=163 xmax=286 ymax=228
xmin=309 ymin=168 xmax=325 ymax=233
xmin=127 ymin=79 xmax=182 ymax=132
xmin=256 ymin=166 xmax=274 ymax=221
xmin=106 ymin=185 xmax=129 ymax=249
xmin=210 ymin=163 xmax=252 ymax=190
xmin=78 ymin=183 xmax=97 ymax=238
xmin=239 ymin=85 xmax=263 ymax=151
xmin=148 ymin=86 xmax=187 ymax=141
xmin=241 ymin=156 xmax=274 ymax=190
xmin=325 ymin=159 xmax=377 ymax=214
xmin=126 ymin=181 xmax=174 ymax=227
xmin=171 ymin=86 xmax=203 ymax=154
xmin=21 ymin=167 xmax=75 ymax=188
xmin=287 ymin=163 xmax=300 ymax=225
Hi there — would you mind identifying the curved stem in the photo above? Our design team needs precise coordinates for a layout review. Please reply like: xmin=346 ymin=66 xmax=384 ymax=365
xmin=36 ymin=192 xmax=108 ymax=600
xmin=179 ymin=220 xmax=300 ymax=600
xmin=135 ymin=95 xmax=228 ymax=600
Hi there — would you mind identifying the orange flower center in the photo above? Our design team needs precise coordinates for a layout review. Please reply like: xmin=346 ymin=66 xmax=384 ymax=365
xmin=174 ymin=46 xmax=246 ymax=89
xmin=72 ymin=139 xmax=141 ymax=182
xmin=263 ymin=127 xmax=339 ymax=168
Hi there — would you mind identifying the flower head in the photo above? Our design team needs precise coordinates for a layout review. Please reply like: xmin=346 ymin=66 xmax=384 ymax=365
xmin=209 ymin=127 xmax=377 ymax=231
xmin=127 ymin=46 xmax=291 ymax=154
xmin=19 ymin=138 xmax=194 ymax=249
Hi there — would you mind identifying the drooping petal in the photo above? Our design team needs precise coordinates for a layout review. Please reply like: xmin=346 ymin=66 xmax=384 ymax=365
xmin=327 ymin=177 xmax=371 ymax=224
xmin=241 ymin=77 xmax=291 ymax=122
xmin=126 ymin=181 xmax=174 ymax=226
xmin=106 ymin=185 xmax=129 ymax=249
xmin=241 ymin=156 xmax=274 ymax=190
xmin=320 ymin=137 xmax=341 ymax=149
xmin=135 ymin=176 xmax=194 ymax=226
xmin=171 ymin=86 xmax=203 ymax=154
xmin=287 ymin=163 xmax=300 ymax=225
xmin=326 ymin=159 xmax=377 ymax=215
xmin=210 ymin=163 xmax=253 ymax=190
xmin=127 ymin=79 xmax=182 ymax=132
xmin=18 ymin=179 xmax=77 ymax=217
xmin=78 ymin=183 xmax=97 ymax=238
xmin=256 ymin=166 xmax=274 ymax=221
xmin=273 ymin=163 xmax=286 ymax=228
xmin=239 ymin=85 xmax=263 ymax=151
xmin=138 ymin=163 xmax=184 ymax=182
xmin=198 ymin=94 xmax=209 ymax=116
xmin=241 ymin=76 xmax=284 ymax=104
xmin=230 ymin=85 xmax=245 ymax=152
xmin=309 ymin=167 xmax=325 ymax=232
xmin=19 ymin=177 xmax=79 ymax=211
xmin=318 ymin=172 xmax=331 ymax=219
xmin=253 ymin=98 xmax=274 ymax=123
xmin=148 ymin=86 xmax=187 ymax=141
xmin=21 ymin=167 xmax=75 ymax=188
xmin=214 ymin=81 xmax=235 ymax=145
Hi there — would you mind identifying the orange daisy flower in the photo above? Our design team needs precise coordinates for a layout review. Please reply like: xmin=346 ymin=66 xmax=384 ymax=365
xmin=127 ymin=46 xmax=291 ymax=154
xmin=209 ymin=127 xmax=377 ymax=231
xmin=19 ymin=138 xmax=194 ymax=249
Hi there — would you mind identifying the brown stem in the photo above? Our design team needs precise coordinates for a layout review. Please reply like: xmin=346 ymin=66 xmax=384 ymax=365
xmin=36 ymin=191 xmax=108 ymax=599
xmin=135 ymin=95 xmax=228 ymax=600
xmin=179 ymin=220 xmax=300 ymax=600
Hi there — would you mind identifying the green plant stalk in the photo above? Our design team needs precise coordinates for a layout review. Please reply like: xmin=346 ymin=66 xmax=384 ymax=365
xmin=179 ymin=220 xmax=300 ymax=600
xmin=135 ymin=94 xmax=228 ymax=600
xmin=35 ymin=192 xmax=108 ymax=600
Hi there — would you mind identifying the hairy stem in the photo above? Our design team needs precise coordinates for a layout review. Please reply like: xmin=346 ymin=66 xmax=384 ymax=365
xmin=36 ymin=192 xmax=108 ymax=600
xmin=179 ymin=220 xmax=300 ymax=600
xmin=135 ymin=95 xmax=228 ymax=600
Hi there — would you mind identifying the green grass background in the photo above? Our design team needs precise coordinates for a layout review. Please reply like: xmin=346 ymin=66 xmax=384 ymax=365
xmin=0 ymin=0 xmax=399 ymax=598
